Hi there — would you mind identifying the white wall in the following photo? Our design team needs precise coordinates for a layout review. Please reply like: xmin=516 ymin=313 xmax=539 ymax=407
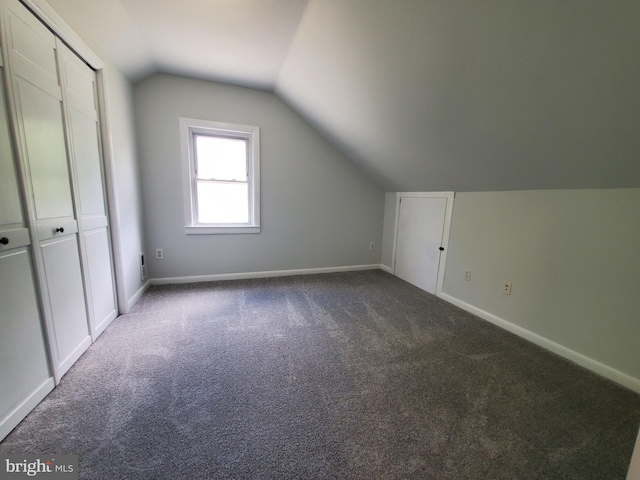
xmin=440 ymin=188 xmax=640 ymax=391
xmin=134 ymin=74 xmax=384 ymax=280
xmin=101 ymin=65 xmax=146 ymax=311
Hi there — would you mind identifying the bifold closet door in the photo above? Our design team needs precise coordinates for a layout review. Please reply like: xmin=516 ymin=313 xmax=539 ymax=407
xmin=4 ymin=0 xmax=90 ymax=378
xmin=59 ymin=42 xmax=117 ymax=339
xmin=0 ymin=53 xmax=53 ymax=440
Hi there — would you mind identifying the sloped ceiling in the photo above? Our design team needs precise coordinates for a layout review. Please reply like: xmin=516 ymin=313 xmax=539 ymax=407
xmin=46 ymin=0 xmax=640 ymax=192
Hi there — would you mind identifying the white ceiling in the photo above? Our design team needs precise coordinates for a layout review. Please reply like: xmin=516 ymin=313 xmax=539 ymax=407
xmin=45 ymin=0 xmax=309 ymax=88
xmin=46 ymin=0 xmax=640 ymax=191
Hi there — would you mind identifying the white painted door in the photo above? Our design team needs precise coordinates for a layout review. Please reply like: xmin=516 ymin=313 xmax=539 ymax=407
xmin=59 ymin=42 xmax=117 ymax=339
xmin=0 ymin=248 xmax=54 ymax=440
xmin=0 ymin=57 xmax=54 ymax=441
xmin=4 ymin=0 xmax=91 ymax=379
xmin=394 ymin=195 xmax=449 ymax=294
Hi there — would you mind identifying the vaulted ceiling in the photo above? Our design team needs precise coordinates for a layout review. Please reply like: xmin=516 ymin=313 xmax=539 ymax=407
xmin=46 ymin=0 xmax=640 ymax=192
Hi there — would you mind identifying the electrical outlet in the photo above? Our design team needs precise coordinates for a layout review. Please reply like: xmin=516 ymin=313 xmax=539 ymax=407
xmin=155 ymin=248 xmax=164 ymax=260
xmin=464 ymin=269 xmax=471 ymax=281
xmin=502 ymin=282 xmax=512 ymax=295
xmin=369 ymin=242 xmax=376 ymax=251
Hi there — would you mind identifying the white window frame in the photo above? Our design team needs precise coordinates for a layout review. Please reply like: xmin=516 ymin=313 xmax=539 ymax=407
xmin=180 ymin=117 xmax=260 ymax=234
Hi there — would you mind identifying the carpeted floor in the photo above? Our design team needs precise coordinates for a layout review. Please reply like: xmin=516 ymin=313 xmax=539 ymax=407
xmin=2 ymin=270 xmax=639 ymax=479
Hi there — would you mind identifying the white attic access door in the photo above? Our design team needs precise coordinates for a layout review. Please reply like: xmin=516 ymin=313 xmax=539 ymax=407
xmin=392 ymin=192 xmax=454 ymax=295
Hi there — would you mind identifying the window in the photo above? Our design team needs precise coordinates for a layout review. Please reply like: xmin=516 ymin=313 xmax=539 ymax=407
xmin=180 ymin=118 xmax=260 ymax=234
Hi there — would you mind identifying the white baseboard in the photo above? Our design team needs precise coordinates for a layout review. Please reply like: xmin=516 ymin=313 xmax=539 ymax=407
xmin=57 ymin=336 xmax=92 ymax=381
xmin=91 ymin=310 xmax=118 ymax=342
xmin=0 ymin=378 xmax=54 ymax=442
xmin=380 ymin=264 xmax=393 ymax=274
xmin=125 ymin=280 xmax=151 ymax=312
xmin=439 ymin=292 xmax=640 ymax=395
xmin=150 ymin=264 xmax=383 ymax=286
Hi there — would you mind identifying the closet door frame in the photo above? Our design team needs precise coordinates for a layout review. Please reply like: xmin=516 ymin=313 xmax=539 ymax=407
xmin=391 ymin=192 xmax=455 ymax=297
xmin=19 ymin=0 xmax=127 ymax=318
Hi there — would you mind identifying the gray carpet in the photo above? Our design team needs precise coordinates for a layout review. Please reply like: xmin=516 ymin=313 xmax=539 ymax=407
xmin=2 ymin=270 xmax=639 ymax=479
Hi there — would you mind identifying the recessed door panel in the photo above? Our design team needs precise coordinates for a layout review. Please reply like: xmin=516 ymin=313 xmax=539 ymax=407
xmin=40 ymin=235 xmax=90 ymax=374
xmin=6 ymin=4 xmax=58 ymax=94
xmin=68 ymin=108 xmax=105 ymax=216
xmin=394 ymin=196 xmax=447 ymax=294
xmin=0 ymin=248 xmax=51 ymax=418
xmin=17 ymin=78 xmax=73 ymax=222
xmin=83 ymin=227 xmax=117 ymax=332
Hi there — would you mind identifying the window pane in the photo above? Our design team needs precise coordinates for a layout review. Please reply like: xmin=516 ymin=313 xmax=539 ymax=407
xmin=195 ymin=135 xmax=247 ymax=181
xmin=197 ymin=181 xmax=249 ymax=224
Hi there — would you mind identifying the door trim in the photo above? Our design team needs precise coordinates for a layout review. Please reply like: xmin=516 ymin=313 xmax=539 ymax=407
xmin=19 ymin=0 xmax=103 ymax=70
xmin=392 ymin=192 xmax=455 ymax=296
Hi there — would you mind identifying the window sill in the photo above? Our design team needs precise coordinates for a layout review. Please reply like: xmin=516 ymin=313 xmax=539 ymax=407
xmin=185 ymin=225 xmax=261 ymax=235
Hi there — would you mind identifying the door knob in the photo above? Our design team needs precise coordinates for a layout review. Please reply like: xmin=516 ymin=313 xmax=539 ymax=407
xmin=0 ymin=237 xmax=8 ymax=245
xmin=439 ymin=247 xmax=444 ymax=251
xmin=55 ymin=227 xmax=65 ymax=233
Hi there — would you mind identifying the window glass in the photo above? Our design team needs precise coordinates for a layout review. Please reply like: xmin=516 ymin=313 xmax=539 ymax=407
xmin=195 ymin=135 xmax=247 ymax=181
xmin=196 ymin=182 xmax=249 ymax=224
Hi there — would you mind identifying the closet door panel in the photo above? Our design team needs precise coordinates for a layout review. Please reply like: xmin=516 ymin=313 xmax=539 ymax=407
xmin=4 ymin=0 xmax=90 ymax=379
xmin=0 ymin=247 xmax=53 ymax=441
xmin=0 ymin=249 xmax=51 ymax=413
xmin=83 ymin=228 xmax=116 ymax=329
xmin=68 ymin=107 xmax=105 ymax=216
xmin=60 ymin=42 xmax=117 ymax=337
xmin=6 ymin=3 xmax=58 ymax=96
xmin=5 ymin=0 xmax=72 ymax=224
xmin=0 ymin=52 xmax=53 ymax=441
xmin=16 ymin=78 xmax=73 ymax=221
xmin=40 ymin=235 xmax=90 ymax=374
